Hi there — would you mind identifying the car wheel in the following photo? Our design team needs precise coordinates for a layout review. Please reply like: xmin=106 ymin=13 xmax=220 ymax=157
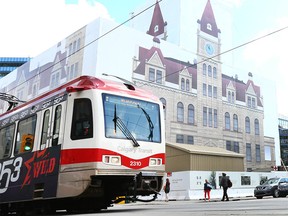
xmin=256 ymin=196 xmax=263 ymax=199
xmin=273 ymin=189 xmax=280 ymax=198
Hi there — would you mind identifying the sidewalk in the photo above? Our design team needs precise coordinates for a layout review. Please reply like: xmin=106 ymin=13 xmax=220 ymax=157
xmin=115 ymin=195 xmax=257 ymax=207
xmin=196 ymin=195 xmax=255 ymax=202
xmin=118 ymin=196 xmax=256 ymax=207
xmin=158 ymin=188 xmax=255 ymax=201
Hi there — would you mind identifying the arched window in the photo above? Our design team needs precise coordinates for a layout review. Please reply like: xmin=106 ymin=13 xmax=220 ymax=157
xmin=181 ymin=78 xmax=185 ymax=90
xmin=225 ymin=112 xmax=230 ymax=130
xmin=207 ymin=23 xmax=212 ymax=31
xmin=233 ymin=114 xmax=238 ymax=131
xmin=188 ymin=104 xmax=195 ymax=125
xmin=245 ymin=117 xmax=250 ymax=133
xmin=177 ymin=102 xmax=184 ymax=122
xmin=255 ymin=119 xmax=260 ymax=135
xmin=203 ymin=63 xmax=207 ymax=75
xmin=160 ymin=98 xmax=166 ymax=120
xmin=208 ymin=65 xmax=212 ymax=77
xmin=154 ymin=25 xmax=159 ymax=33
xmin=186 ymin=79 xmax=190 ymax=91
xmin=213 ymin=67 xmax=217 ymax=78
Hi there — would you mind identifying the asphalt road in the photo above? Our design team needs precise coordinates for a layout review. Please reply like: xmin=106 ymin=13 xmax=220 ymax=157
xmin=37 ymin=196 xmax=288 ymax=216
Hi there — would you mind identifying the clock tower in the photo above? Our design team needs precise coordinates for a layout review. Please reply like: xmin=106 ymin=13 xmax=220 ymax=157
xmin=197 ymin=0 xmax=221 ymax=59
xmin=196 ymin=0 xmax=223 ymax=147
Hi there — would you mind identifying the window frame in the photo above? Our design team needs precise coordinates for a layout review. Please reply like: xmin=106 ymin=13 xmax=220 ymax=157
xmin=14 ymin=115 xmax=37 ymax=155
xmin=0 ymin=123 xmax=15 ymax=159
xmin=177 ymin=102 xmax=184 ymax=122
xmin=225 ymin=112 xmax=230 ymax=130
xmin=188 ymin=104 xmax=195 ymax=125
xmin=71 ymin=98 xmax=93 ymax=140
xmin=245 ymin=116 xmax=251 ymax=134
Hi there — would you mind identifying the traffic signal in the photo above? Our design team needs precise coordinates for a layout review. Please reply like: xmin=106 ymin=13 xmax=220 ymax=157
xmin=20 ymin=134 xmax=34 ymax=152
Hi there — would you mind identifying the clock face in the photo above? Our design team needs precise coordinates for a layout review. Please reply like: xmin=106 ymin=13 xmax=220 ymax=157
xmin=205 ymin=43 xmax=214 ymax=55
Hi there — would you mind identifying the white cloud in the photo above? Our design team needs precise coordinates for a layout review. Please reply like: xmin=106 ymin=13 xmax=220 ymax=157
xmin=0 ymin=0 xmax=111 ymax=57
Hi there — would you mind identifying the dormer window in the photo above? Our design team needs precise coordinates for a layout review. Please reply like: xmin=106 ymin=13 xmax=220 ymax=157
xmin=181 ymin=78 xmax=185 ymax=90
xmin=207 ymin=23 xmax=212 ymax=31
xmin=227 ymin=90 xmax=235 ymax=104
xmin=247 ymin=96 xmax=257 ymax=108
xmin=154 ymin=25 xmax=159 ymax=33
xmin=226 ymin=81 xmax=236 ymax=104
xmin=252 ymin=98 xmax=256 ymax=108
xmin=179 ymin=69 xmax=192 ymax=92
xmin=148 ymin=67 xmax=163 ymax=84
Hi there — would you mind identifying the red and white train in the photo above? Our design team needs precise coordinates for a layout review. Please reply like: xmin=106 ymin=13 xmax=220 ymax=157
xmin=0 ymin=76 xmax=165 ymax=214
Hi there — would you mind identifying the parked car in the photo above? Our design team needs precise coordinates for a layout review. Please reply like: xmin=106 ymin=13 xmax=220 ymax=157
xmin=254 ymin=177 xmax=288 ymax=199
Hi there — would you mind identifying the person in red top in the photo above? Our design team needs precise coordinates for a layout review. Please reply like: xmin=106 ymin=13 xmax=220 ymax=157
xmin=204 ymin=179 xmax=212 ymax=201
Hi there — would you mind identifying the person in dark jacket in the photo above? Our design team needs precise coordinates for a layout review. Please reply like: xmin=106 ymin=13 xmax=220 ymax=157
xmin=220 ymin=173 xmax=229 ymax=201
xmin=163 ymin=178 xmax=170 ymax=202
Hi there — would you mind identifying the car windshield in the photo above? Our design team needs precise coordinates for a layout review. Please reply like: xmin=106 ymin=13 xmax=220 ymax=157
xmin=264 ymin=178 xmax=280 ymax=185
xmin=103 ymin=93 xmax=161 ymax=143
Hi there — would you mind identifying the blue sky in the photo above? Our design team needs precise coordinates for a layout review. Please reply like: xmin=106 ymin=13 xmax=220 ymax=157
xmin=0 ymin=0 xmax=287 ymax=116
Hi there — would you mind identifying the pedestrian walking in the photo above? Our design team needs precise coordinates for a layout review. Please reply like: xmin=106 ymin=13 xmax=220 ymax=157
xmin=220 ymin=173 xmax=230 ymax=201
xmin=204 ymin=179 xmax=212 ymax=201
xmin=163 ymin=178 xmax=170 ymax=202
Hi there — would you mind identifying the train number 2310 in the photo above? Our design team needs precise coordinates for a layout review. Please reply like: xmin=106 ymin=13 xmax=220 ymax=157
xmin=130 ymin=160 xmax=142 ymax=167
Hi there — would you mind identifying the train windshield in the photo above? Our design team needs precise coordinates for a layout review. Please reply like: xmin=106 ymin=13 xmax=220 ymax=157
xmin=103 ymin=93 xmax=161 ymax=143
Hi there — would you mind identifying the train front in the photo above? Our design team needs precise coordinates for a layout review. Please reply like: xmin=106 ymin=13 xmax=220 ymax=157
xmin=60 ymin=76 xmax=166 ymax=210
xmin=99 ymin=91 xmax=165 ymax=202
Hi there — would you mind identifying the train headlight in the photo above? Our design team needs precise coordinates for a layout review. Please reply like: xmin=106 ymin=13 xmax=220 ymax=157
xmin=150 ymin=158 xmax=156 ymax=166
xmin=102 ymin=155 xmax=121 ymax=165
xmin=149 ymin=158 xmax=162 ymax=166
xmin=111 ymin=156 xmax=120 ymax=164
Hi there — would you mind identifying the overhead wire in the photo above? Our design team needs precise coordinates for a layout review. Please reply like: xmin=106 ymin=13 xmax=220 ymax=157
xmin=3 ymin=0 xmax=288 ymax=93
xmin=4 ymin=0 xmax=163 ymax=94
xmin=138 ymin=25 xmax=288 ymax=87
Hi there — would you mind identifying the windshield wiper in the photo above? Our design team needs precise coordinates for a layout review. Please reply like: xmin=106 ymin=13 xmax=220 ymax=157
xmin=138 ymin=105 xmax=154 ymax=141
xmin=113 ymin=104 xmax=140 ymax=147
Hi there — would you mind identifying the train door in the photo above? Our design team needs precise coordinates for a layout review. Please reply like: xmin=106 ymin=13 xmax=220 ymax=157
xmin=39 ymin=102 xmax=66 ymax=150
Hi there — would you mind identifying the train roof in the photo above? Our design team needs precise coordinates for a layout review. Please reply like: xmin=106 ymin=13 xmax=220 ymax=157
xmin=0 ymin=76 xmax=159 ymax=117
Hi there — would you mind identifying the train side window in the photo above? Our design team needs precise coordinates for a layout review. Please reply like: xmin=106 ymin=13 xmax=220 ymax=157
xmin=52 ymin=105 xmax=62 ymax=146
xmin=40 ymin=110 xmax=50 ymax=149
xmin=71 ymin=99 xmax=93 ymax=140
xmin=0 ymin=124 xmax=15 ymax=159
xmin=15 ymin=115 xmax=37 ymax=155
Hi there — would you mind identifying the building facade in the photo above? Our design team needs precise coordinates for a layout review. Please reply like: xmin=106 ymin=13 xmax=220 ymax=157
xmin=0 ymin=1 xmax=276 ymax=172
xmin=132 ymin=0 xmax=274 ymax=171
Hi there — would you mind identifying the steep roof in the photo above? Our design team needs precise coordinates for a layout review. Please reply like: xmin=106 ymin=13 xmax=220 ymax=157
xmin=134 ymin=46 xmax=197 ymax=89
xmin=135 ymin=45 xmax=263 ymax=107
xmin=197 ymin=0 xmax=220 ymax=38
xmin=164 ymin=57 xmax=197 ymax=89
xmin=146 ymin=0 xmax=167 ymax=37
xmin=222 ymin=74 xmax=263 ymax=107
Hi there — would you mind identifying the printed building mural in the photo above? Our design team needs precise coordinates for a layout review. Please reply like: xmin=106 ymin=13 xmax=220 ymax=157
xmin=0 ymin=0 xmax=276 ymax=171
